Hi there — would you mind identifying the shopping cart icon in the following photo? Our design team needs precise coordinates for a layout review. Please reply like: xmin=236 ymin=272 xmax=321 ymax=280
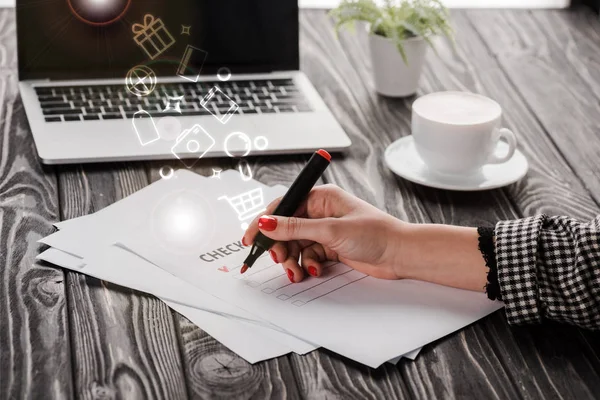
xmin=218 ymin=188 xmax=266 ymax=230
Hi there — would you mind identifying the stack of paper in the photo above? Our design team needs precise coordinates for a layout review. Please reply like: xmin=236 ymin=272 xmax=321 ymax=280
xmin=38 ymin=169 xmax=502 ymax=367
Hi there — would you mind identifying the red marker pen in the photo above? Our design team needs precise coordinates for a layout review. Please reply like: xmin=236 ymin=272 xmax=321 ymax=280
xmin=242 ymin=149 xmax=331 ymax=271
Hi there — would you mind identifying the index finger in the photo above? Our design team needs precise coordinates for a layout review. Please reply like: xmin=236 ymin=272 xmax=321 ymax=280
xmin=242 ymin=195 xmax=310 ymax=245
xmin=242 ymin=196 xmax=281 ymax=245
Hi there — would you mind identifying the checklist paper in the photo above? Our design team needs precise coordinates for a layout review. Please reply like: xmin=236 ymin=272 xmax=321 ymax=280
xmin=38 ymin=172 xmax=318 ymax=361
xmin=38 ymin=169 xmax=496 ymax=367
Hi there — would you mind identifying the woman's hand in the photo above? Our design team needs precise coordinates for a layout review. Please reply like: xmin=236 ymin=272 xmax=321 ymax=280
xmin=242 ymin=184 xmax=408 ymax=283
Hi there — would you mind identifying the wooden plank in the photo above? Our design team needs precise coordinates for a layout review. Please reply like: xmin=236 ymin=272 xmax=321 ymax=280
xmin=146 ymin=159 xmax=302 ymax=399
xmin=175 ymin=291 xmax=301 ymax=399
xmin=410 ymin=10 xmax=600 ymax=399
xmin=315 ymin=6 xmax=600 ymax=398
xmin=465 ymin=7 xmax=600 ymax=205
xmin=294 ymin=10 xmax=518 ymax=399
xmin=459 ymin=8 xmax=600 ymax=393
xmin=0 ymin=9 xmax=16 ymax=71
xmin=0 ymin=70 xmax=73 ymax=398
xmin=555 ymin=5 xmax=600 ymax=104
xmin=405 ymin=10 xmax=600 ymax=399
xmin=57 ymin=163 xmax=189 ymax=400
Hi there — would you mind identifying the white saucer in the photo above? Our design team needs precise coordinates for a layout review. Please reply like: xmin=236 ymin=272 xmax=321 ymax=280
xmin=384 ymin=136 xmax=529 ymax=191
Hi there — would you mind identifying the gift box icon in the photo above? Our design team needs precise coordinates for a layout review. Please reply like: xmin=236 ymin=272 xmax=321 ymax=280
xmin=132 ymin=14 xmax=176 ymax=60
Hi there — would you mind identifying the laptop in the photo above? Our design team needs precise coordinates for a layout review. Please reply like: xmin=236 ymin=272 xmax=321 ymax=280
xmin=17 ymin=0 xmax=351 ymax=165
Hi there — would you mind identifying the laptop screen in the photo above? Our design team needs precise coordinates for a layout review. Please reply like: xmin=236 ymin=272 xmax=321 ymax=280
xmin=16 ymin=0 xmax=299 ymax=81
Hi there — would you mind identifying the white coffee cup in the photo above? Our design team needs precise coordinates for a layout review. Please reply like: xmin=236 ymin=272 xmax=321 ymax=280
xmin=411 ymin=91 xmax=517 ymax=175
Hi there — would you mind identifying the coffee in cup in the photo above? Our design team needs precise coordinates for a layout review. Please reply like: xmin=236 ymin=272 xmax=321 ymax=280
xmin=411 ymin=91 xmax=517 ymax=175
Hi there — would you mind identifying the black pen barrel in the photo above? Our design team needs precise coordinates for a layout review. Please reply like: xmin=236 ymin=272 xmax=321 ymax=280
xmin=253 ymin=151 xmax=330 ymax=252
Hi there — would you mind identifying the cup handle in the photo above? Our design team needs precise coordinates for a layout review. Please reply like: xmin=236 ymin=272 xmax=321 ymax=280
xmin=488 ymin=128 xmax=517 ymax=164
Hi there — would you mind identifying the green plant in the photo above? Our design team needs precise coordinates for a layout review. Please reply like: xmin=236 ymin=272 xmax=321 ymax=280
xmin=329 ymin=0 xmax=453 ymax=63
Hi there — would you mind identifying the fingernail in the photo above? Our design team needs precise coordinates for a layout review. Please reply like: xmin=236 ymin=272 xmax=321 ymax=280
xmin=286 ymin=269 xmax=295 ymax=283
xmin=240 ymin=264 xmax=248 ymax=274
xmin=269 ymin=250 xmax=278 ymax=263
xmin=258 ymin=216 xmax=277 ymax=231
xmin=308 ymin=266 xmax=317 ymax=277
xmin=241 ymin=237 xmax=247 ymax=246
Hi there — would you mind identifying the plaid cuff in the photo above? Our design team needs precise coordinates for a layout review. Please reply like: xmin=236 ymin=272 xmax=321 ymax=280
xmin=536 ymin=216 xmax=600 ymax=328
xmin=495 ymin=215 xmax=545 ymax=325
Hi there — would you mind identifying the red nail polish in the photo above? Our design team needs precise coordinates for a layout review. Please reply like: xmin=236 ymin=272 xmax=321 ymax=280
xmin=269 ymin=250 xmax=278 ymax=263
xmin=287 ymin=269 xmax=295 ymax=283
xmin=258 ymin=216 xmax=277 ymax=231
xmin=308 ymin=266 xmax=317 ymax=277
xmin=241 ymin=237 xmax=247 ymax=246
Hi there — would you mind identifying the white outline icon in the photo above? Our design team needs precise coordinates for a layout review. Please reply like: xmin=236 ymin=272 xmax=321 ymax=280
xmin=237 ymin=159 xmax=253 ymax=182
xmin=132 ymin=110 xmax=160 ymax=145
xmin=132 ymin=14 xmax=176 ymax=60
xmin=177 ymin=45 xmax=208 ymax=83
xmin=223 ymin=132 xmax=251 ymax=158
xmin=200 ymin=86 xmax=239 ymax=124
xmin=211 ymin=168 xmax=222 ymax=179
xmin=163 ymin=95 xmax=184 ymax=113
xmin=254 ymin=136 xmax=268 ymax=151
xmin=171 ymin=124 xmax=215 ymax=168
xmin=125 ymin=65 xmax=157 ymax=97
xmin=159 ymin=166 xmax=174 ymax=180
xmin=219 ymin=188 xmax=266 ymax=230
xmin=217 ymin=67 xmax=232 ymax=81
xmin=181 ymin=25 xmax=191 ymax=35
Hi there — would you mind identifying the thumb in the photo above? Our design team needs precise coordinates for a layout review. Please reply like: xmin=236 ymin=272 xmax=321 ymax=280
xmin=258 ymin=215 xmax=335 ymax=244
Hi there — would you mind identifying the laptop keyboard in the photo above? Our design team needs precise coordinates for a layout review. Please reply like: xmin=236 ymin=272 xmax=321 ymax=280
xmin=35 ymin=78 xmax=312 ymax=123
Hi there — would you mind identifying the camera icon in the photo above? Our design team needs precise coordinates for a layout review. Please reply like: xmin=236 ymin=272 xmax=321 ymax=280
xmin=171 ymin=124 xmax=216 ymax=168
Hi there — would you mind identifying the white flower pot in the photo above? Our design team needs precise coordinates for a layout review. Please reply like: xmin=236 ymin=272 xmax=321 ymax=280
xmin=368 ymin=34 xmax=427 ymax=97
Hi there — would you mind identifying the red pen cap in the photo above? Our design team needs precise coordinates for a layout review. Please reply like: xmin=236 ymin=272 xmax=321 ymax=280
xmin=316 ymin=149 xmax=331 ymax=162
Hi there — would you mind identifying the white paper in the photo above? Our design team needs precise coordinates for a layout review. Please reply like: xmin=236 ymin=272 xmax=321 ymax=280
xmin=37 ymin=247 xmax=294 ymax=363
xmin=112 ymin=171 xmax=504 ymax=368
xmin=387 ymin=347 xmax=420 ymax=364
xmin=40 ymin=244 xmax=418 ymax=363
xmin=388 ymin=347 xmax=421 ymax=364
xmin=43 ymin=236 xmax=421 ymax=364
xmin=39 ymin=171 xmax=317 ymax=356
xmin=43 ymin=171 xmax=488 ymax=367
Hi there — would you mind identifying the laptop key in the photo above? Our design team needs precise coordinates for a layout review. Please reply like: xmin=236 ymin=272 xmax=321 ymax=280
xmin=35 ymin=88 xmax=54 ymax=95
xmin=41 ymin=102 xmax=71 ymax=109
xmin=43 ymin=108 xmax=82 ymax=116
xmin=63 ymin=115 xmax=82 ymax=122
xmin=102 ymin=113 xmax=123 ymax=119
xmin=275 ymin=105 xmax=294 ymax=113
xmin=83 ymin=106 xmax=101 ymax=113
xmin=38 ymin=95 xmax=65 ymax=103
xmin=83 ymin=115 xmax=100 ymax=120
xmin=102 ymin=106 xmax=121 ymax=113
xmin=45 ymin=116 xmax=62 ymax=122
xmin=177 ymin=110 xmax=210 ymax=117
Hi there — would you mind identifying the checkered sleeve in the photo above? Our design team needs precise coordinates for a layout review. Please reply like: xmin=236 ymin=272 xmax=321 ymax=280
xmin=495 ymin=215 xmax=600 ymax=330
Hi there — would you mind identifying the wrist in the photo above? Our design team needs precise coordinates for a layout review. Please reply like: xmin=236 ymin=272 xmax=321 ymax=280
xmin=393 ymin=223 xmax=488 ymax=291
xmin=390 ymin=222 xmax=423 ymax=280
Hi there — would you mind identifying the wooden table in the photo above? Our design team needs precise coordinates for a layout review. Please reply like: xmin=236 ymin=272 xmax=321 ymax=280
xmin=2 ymin=6 xmax=600 ymax=399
